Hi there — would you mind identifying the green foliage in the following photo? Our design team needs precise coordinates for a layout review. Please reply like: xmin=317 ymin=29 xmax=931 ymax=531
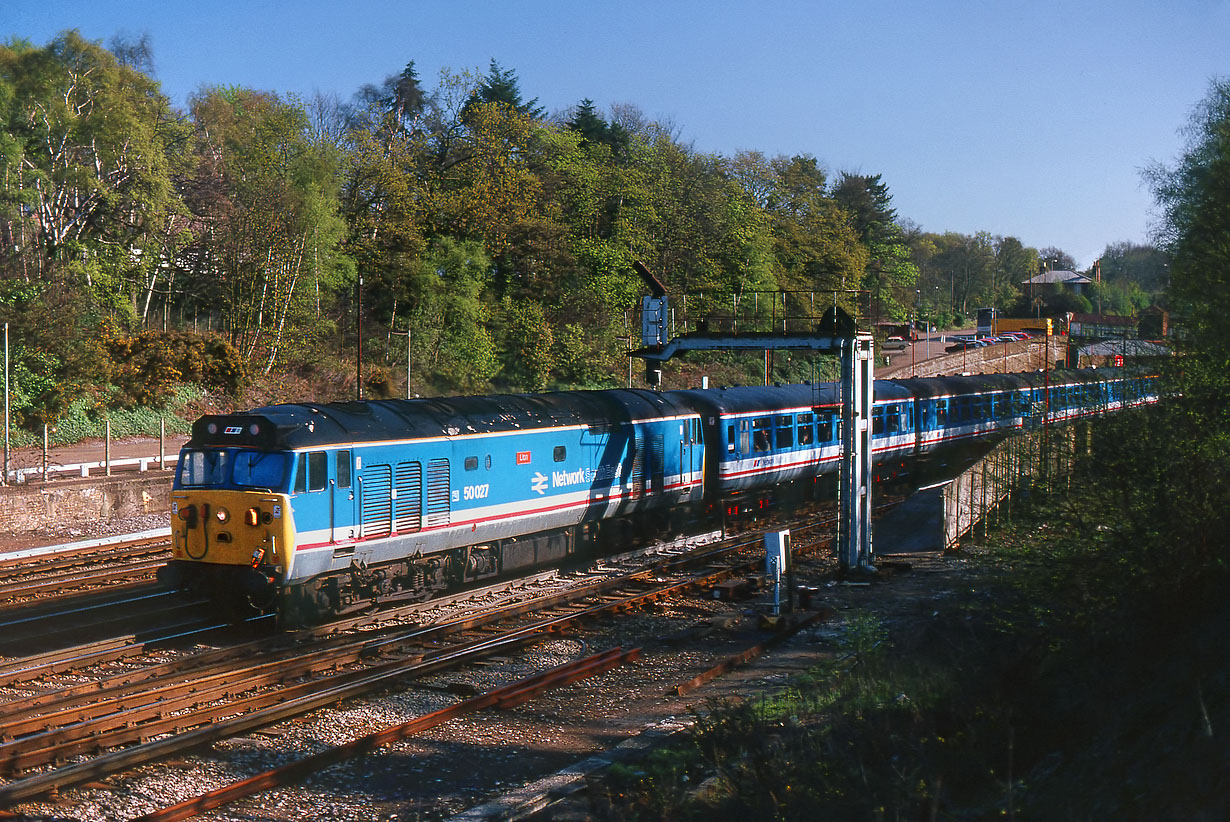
xmin=497 ymin=296 xmax=554 ymax=391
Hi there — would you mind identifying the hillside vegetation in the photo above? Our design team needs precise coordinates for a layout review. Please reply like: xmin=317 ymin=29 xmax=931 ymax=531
xmin=1 ymin=32 xmax=1168 ymax=439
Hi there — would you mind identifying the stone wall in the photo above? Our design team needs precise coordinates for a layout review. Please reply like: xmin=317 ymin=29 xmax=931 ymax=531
xmin=0 ymin=475 xmax=173 ymax=534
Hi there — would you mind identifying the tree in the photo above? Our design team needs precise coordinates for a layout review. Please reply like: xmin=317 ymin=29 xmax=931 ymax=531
xmin=465 ymin=59 xmax=543 ymax=119
xmin=1149 ymin=77 xmax=1230 ymax=360
xmin=1097 ymin=241 xmax=1170 ymax=295
xmin=831 ymin=172 xmax=917 ymax=319
xmin=347 ymin=61 xmax=426 ymax=140
xmin=564 ymin=98 xmax=629 ymax=156
xmin=1038 ymin=246 xmax=1077 ymax=272
xmin=180 ymin=86 xmax=351 ymax=372
xmin=992 ymin=236 xmax=1037 ymax=307
xmin=0 ymin=31 xmax=186 ymax=309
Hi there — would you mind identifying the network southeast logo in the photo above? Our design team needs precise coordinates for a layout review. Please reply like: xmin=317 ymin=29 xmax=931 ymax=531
xmin=530 ymin=467 xmax=594 ymax=495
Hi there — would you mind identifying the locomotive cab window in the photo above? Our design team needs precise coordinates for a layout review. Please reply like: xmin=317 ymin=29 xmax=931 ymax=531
xmin=294 ymin=451 xmax=328 ymax=493
xmin=232 ymin=451 xmax=287 ymax=489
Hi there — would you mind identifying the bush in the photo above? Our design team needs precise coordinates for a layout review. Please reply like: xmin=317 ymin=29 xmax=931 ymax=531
xmin=103 ymin=327 xmax=250 ymax=409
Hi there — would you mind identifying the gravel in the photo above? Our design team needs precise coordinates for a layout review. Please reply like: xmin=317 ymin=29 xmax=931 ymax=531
xmin=3 ymin=527 xmax=974 ymax=821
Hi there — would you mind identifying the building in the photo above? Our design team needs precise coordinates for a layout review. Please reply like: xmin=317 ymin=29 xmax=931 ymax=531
xmin=1020 ymin=269 xmax=1093 ymax=296
xmin=1067 ymin=313 xmax=1138 ymax=340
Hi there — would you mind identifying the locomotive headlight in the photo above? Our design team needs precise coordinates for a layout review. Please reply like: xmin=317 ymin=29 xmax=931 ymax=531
xmin=214 ymin=507 xmax=230 ymax=524
xmin=245 ymin=508 xmax=260 ymax=526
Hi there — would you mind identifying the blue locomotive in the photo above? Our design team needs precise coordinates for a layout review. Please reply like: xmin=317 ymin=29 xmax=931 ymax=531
xmin=160 ymin=367 xmax=1158 ymax=621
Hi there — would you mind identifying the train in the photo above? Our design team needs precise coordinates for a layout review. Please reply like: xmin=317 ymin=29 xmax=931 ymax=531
xmin=158 ymin=367 xmax=1159 ymax=623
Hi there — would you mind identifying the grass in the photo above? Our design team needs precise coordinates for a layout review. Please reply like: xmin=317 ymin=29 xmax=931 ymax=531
xmin=592 ymin=488 xmax=1230 ymax=821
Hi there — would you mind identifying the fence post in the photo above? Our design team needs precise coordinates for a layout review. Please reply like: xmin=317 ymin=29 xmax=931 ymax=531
xmin=105 ymin=417 xmax=111 ymax=477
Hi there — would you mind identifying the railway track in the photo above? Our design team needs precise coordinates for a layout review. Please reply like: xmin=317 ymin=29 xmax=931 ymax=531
xmin=0 ymin=517 xmax=838 ymax=812
xmin=0 ymin=534 xmax=171 ymax=604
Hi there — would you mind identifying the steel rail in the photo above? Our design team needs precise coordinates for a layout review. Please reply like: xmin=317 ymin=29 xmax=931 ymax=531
xmin=0 ymin=537 xmax=168 ymax=573
xmin=0 ymin=540 xmax=782 ymax=806
xmin=0 ymin=559 xmax=166 ymax=601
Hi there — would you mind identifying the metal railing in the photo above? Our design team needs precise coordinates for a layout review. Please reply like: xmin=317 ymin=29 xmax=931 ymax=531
xmin=6 ymin=454 xmax=179 ymax=485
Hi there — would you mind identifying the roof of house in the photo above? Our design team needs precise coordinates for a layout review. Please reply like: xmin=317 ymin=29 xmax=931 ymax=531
xmin=1078 ymin=339 xmax=1171 ymax=357
xmin=1022 ymin=269 xmax=1092 ymax=286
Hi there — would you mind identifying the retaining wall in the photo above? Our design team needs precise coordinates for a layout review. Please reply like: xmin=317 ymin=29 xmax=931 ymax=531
xmin=0 ymin=474 xmax=173 ymax=534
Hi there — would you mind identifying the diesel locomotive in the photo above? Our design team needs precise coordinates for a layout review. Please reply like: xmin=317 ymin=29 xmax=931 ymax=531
xmin=158 ymin=368 xmax=1158 ymax=622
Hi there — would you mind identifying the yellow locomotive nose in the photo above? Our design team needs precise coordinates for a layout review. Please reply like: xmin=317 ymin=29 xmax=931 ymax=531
xmin=170 ymin=491 xmax=294 ymax=570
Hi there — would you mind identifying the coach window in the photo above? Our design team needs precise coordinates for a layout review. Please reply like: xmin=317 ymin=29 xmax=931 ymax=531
xmin=727 ymin=424 xmax=736 ymax=452
xmin=935 ymin=399 xmax=948 ymax=426
xmin=871 ymin=407 xmax=885 ymax=436
xmin=752 ymin=418 xmax=772 ymax=452
xmin=336 ymin=450 xmax=351 ymax=488
xmin=886 ymin=405 xmax=901 ymax=434
xmin=796 ymin=413 xmax=814 ymax=446
xmin=776 ymin=415 xmax=794 ymax=448
xmin=554 ymin=445 xmax=567 ymax=462
xmin=818 ymin=414 xmax=834 ymax=444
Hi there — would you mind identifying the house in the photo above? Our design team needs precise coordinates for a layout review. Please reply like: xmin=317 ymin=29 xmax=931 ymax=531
xmin=1020 ymin=269 xmax=1093 ymax=296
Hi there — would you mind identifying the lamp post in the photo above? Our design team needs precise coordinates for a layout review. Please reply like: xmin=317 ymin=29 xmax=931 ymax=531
xmin=912 ymin=289 xmax=920 ymax=376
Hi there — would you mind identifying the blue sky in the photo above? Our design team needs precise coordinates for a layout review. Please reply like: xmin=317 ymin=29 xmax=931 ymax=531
xmin=6 ymin=0 xmax=1229 ymax=268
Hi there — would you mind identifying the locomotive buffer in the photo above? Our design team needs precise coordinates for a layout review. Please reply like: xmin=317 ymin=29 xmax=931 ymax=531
xmin=630 ymin=273 xmax=875 ymax=574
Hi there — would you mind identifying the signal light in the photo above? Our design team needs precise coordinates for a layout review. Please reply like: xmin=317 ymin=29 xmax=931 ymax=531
xmin=214 ymin=507 xmax=230 ymax=524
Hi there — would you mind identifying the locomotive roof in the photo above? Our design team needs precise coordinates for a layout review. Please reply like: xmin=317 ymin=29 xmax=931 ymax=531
xmin=188 ymin=388 xmax=698 ymax=450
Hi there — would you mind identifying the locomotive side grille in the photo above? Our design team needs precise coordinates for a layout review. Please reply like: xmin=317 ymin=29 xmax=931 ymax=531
xmin=426 ymin=458 xmax=451 ymax=528
xmin=362 ymin=464 xmax=393 ymax=538
xmin=395 ymin=461 xmax=423 ymax=533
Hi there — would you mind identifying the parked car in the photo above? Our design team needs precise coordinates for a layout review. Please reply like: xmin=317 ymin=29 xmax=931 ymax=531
xmin=945 ymin=339 xmax=983 ymax=352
